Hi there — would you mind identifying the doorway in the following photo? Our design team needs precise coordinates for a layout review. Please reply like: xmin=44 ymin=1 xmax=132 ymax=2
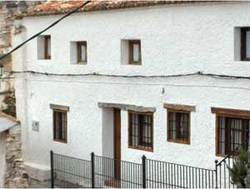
xmin=113 ymin=108 xmax=121 ymax=180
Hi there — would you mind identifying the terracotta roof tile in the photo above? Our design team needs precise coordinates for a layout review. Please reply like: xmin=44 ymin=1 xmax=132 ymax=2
xmin=19 ymin=0 xmax=228 ymax=17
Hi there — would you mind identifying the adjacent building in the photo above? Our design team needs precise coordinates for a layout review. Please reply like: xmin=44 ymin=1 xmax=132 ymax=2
xmin=0 ymin=1 xmax=41 ymax=187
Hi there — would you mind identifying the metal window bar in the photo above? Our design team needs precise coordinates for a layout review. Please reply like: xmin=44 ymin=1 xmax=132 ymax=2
xmin=218 ymin=117 xmax=250 ymax=156
xmin=129 ymin=112 xmax=153 ymax=151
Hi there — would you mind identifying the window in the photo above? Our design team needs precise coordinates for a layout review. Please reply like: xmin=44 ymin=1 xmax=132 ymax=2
xmin=77 ymin=41 xmax=87 ymax=64
xmin=53 ymin=110 xmax=67 ymax=143
xmin=217 ymin=116 xmax=249 ymax=156
xmin=128 ymin=111 xmax=153 ymax=151
xmin=50 ymin=104 xmax=69 ymax=143
xmin=129 ymin=40 xmax=141 ymax=65
xmin=121 ymin=40 xmax=142 ymax=65
xmin=241 ymin=27 xmax=250 ymax=61
xmin=212 ymin=107 xmax=250 ymax=156
xmin=164 ymin=103 xmax=195 ymax=144
xmin=167 ymin=111 xmax=190 ymax=144
xmin=70 ymin=41 xmax=87 ymax=64
xmin=37 ymin=35 xmax=51 ymax=60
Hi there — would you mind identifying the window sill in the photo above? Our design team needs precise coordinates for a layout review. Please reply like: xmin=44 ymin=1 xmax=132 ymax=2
xmin=37 ymin=59 xmax=52 ymax=64
xmin=128 ymin=145 xmax=153 ymax=152
xmin=234 ymin=60 xmax=250 ymax=63
xmin=122 ymin=63 xmax=142 ymax=66
xmin=71 ymin=62 xmax=87 ymax=65
xmin=216 ymin=154 xmax=226 ymax=158
xmin=167 ymin=139 xmax=190 ymax=145
xmin=53 ymin=139 xmax=67 ymax=144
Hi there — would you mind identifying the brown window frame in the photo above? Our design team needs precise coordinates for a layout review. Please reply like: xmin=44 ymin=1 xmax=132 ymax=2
xmin=77 ymin=41 xmax=87 ymax=64
xmin=241 ymin=27 xmax=250 ymax=61
xmin=167 ymin=109 xmax=191 ymax=145
xmin=128 ymin=40 xmax=141 ymax=65
xmin=44 ymin=35 xmax=51 ymax=60
xmin=212 ymin=107 xmax=250 ymax=157
xmin=128 ymin=111 xmax=153 ymax=152
xmin=51 ymin=104 xmax=69 ymax=143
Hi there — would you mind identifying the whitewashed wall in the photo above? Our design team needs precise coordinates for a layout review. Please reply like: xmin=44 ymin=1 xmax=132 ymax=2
xmin=13 ymin=2 xmax=250 ymax=178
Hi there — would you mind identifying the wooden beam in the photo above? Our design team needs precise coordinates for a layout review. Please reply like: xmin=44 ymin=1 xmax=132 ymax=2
xmin=163 ymin=103 xmax=196 ymax=112
xmin=211 ymin=107 xmax=250 ymax=118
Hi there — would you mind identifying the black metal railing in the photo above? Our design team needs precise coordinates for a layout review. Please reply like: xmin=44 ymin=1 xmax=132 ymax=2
xmin=146 ymin=158 xmax=216 ymax=188
xmin=94 ymin=154 xmax=142 ymax=188
xmin=51 ymin=152 xmax=92 ymax=188
xmin=50 ymin=151 xmax=236 ymax=188
xmin=215 ymin=155 xmax=235 ymax=189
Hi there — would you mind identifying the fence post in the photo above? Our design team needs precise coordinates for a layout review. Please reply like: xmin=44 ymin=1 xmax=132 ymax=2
xmin=215 ymin=160 xmax=218 ymax=189
xmin=91 ymin=152 xmax=95 ymax=188
xmin=142 ymin=155 xmax=147 ymax=188
xmin=50 ymin=150 xmax=54 ymax=188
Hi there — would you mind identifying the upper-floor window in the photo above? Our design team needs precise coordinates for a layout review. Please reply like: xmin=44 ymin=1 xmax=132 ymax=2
xmin=241 ymin=27 xmax=250 ymax=61
xmin=37 ymin=35 xmax=51 ymax=60
xmin=70 ymin=41 xmax=87 ymax=64
xmin=128 ymin=111 xmax=153 ymax=151
xmin=129 ymin=40 xmax=141 ymax=65
xmin=50 ymin=104 xmax=69 ymax=143
xmin=121 ymin=39 xmax=142 ymax=65
xmin=77 ymin=41 xmax=87 ymax=64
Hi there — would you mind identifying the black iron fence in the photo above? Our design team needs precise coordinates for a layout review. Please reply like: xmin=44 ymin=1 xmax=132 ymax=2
xmin=51 ymin=151 xmax=92 ymax=188
xmin=146 ymin=158 xmax=216 ymax=188
xmin=215 ymin=155 xmax=235 ymax=188
xmin=50 ymin=151 xmax=235 ymax=188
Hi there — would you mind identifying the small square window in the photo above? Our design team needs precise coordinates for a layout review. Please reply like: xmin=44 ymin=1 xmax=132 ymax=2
xmin=37 ymin=35 xmax=51 ymax=60
xmin=167 ymin=110 xmax=190 ymax=144
xmin=121 ymin=40 xmax=142 ymax=65
xmin=129 ymin=40 xmax=141 ymax=64
xmin=70 ymin=41 xmax=87 ymax=64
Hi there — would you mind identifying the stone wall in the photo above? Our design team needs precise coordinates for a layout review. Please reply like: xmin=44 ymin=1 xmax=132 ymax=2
xmin=0 ymin=1 xmax=43 ymax=188
xmin=4 ymin=125 xmax=28 ymax=188
xmin=0 ymin=1 xmax=42 ymax=114
xmin=0 ymin=132 xmax=6 ymax=187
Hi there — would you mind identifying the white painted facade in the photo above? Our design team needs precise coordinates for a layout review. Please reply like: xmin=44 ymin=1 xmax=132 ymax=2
xmin=13 ymin=2 xmax=250 ymax=179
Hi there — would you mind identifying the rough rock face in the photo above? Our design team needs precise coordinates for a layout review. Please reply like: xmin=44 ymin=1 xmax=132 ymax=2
xmin=0 ymin=132 xmax=6 ymax=187
xmin=0 ymin=1 xmax=42 ymax=109
xmin=4 ymin=125 xmax=28 ymax=188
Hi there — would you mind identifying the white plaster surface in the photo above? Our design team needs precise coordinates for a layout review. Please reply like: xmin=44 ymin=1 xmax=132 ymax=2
xmin=13 ymin=2 xmax=250 ymax=177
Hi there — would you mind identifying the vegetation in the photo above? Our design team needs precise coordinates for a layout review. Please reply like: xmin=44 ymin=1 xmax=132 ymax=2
xmin=229 ymin=148 xmax=250 ymax=188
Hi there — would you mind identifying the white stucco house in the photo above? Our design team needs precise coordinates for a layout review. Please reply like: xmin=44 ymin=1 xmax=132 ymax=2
xmin=13 ymin=0 xmax=250 ymax=183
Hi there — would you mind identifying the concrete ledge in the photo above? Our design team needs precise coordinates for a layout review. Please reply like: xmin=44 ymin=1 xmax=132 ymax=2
xmin=24 ymin=162 xmax=50 ymax=181
xmin=98 ymin=102 xmax=156 ymax=112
